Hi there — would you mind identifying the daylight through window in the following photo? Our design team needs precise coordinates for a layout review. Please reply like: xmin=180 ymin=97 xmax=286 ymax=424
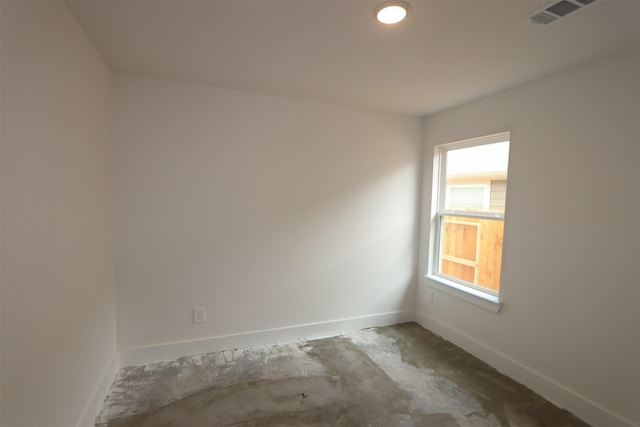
xmin=431 ymin=132 xmax=510 ymax=296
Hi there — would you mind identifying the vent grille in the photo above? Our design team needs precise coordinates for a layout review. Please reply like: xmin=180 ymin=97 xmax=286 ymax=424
xmin=546 ymin=0 xmax=580 ymax=16
xmin=527 ymin=0 xmax=597 ymax=25
xmin=530 ymin=11 xmax=559 ymax=25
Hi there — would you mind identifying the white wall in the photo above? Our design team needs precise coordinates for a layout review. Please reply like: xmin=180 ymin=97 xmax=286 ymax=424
xmin=417 ymin=48 xmax=640 ymax=426
xmin=0 ymin=2 xmax=117 ymax=426
xmin=113 ymin=75 xmax=421 ymax=352
xmin=4 ymin=3 xmax=633 ymax=426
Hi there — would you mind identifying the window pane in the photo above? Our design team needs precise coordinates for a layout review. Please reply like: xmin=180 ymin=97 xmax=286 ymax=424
xmin=440 ymin=215 xmax=504 ymax=292
xmin=448 ymin=186 xmax=486 ymax=210
xmin=445 ymin=141 xmax=509 ymax=214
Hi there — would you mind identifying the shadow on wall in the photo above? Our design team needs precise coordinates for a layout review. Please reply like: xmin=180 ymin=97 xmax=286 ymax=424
xmin=114 ymin=76 xmax=422 ymax=347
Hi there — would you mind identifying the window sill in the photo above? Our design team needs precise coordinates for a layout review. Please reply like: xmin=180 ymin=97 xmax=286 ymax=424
xmin=423 ymin=275 xmax=503 ymax=313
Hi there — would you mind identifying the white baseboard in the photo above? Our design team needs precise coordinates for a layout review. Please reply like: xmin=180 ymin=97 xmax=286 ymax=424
xmin=119 ymin=310 xmax=414 ymax=367
xmin=77 ymin=351 xmax=120 ymax=427
xmin=415 ymin=310 xmax=638 ymax=427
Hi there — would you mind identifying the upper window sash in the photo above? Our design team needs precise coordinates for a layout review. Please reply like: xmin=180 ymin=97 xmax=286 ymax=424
xmin=434 ymin=132 xmax=510 ymax=216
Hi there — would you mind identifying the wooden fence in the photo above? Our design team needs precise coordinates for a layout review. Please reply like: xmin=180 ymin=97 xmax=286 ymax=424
xmin=441 ymin=216 xmax=504 ymax=292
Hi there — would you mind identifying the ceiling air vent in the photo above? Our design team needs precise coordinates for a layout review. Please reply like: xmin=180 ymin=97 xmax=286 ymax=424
xmin=526 ymin=0 xmax=597 ymax=25
xmin=530 ymin=10 xmax=559 ymax=25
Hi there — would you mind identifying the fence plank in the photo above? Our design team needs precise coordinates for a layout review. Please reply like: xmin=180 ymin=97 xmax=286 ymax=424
xmin=441 ymin=216 xmax=503 ymax=292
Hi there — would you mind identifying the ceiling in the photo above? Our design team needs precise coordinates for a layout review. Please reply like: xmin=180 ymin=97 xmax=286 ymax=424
xmin=66 ymin=0 xmax=640 ymax=116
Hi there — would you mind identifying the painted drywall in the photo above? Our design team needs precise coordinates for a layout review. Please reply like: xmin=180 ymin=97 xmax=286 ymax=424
xmin=112 ymin=75 xmax=421 ymax=352
xmin=0 ymin=1 xmax=117 ymax=426
xmin=417 ymin=48 xmax=640 ymax=426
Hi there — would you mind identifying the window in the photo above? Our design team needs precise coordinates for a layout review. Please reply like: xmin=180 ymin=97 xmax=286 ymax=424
xmin=429 ymin=132 xmax=510 ymax=301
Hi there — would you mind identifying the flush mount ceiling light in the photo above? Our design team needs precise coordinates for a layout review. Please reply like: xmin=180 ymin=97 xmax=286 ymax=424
xmin=374 ymin=1 xmax=411 ymax=24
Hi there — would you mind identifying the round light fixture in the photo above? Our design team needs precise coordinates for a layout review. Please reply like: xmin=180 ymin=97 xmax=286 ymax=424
xmin=374 ymin=1 xmax=411 ymax=24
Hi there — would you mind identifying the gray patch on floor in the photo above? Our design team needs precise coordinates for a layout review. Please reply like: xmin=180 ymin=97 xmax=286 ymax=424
xmin=96 ymin=323 xmax=589 ymax=427
xmin=96 ymin=341 xmax=326 ymax=424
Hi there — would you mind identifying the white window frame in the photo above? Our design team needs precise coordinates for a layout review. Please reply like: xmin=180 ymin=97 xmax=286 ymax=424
xmin=426 ymin=132 xmax=510 ymax=311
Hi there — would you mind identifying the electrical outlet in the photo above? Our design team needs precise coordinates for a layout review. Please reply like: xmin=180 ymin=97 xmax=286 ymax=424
xmin=426 ymin=290 xmax=434 ymax=304
xmin=193 ymin=307 xmax=206 ymax=324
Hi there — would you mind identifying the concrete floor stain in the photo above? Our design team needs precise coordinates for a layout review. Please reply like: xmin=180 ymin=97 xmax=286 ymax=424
xmin=98 ymin=323 xmax=589 ymax=427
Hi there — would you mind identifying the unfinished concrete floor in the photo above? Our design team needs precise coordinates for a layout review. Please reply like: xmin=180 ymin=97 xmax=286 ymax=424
xmin=96 ymin=323 xmax=588 ymax=427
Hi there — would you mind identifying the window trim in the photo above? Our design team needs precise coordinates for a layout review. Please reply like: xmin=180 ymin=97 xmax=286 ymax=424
xmin=428 ymin=131 xmax=510 ymax=308
xmin=423 ymin=276 xmax=503 ymax=313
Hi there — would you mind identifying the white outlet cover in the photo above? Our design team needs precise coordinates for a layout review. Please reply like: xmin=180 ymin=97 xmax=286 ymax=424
xmin=193 ymin=307 xmax=206 ymax=323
